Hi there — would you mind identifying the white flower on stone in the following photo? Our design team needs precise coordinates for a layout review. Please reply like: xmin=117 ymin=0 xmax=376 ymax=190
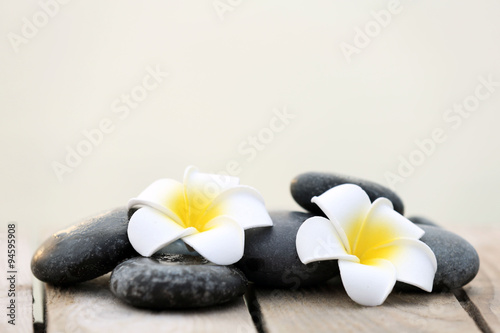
xmin=296 ymin=184 xmax=437 ymax=306
xmin=127 ymin=166 xmax=273 ymax=265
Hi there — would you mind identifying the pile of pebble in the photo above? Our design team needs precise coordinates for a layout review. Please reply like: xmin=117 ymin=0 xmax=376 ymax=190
xmin=31 ymin=172 xmax=480 ymax=309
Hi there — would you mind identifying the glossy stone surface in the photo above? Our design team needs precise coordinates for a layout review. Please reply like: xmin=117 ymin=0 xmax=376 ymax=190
xmin=31 ymin=207 xmax=138 ymax=285
xmin=291 ymin=172 xmax=405 ymax=216
xmin=398 ymin=225 xmax=480 ymax=292
xmin=110 ymin=254 xmax=248 ymax=309
xmin=235 ymin=210 xmax=340 ymax=289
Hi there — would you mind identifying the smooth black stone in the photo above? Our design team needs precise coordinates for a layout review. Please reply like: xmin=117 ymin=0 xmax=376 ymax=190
xmin=157 ymin=239 xmax=200 ymax=256
xmin=110 ymin=255 xmax=248 ymax=309
xmin=235 ymin=211 xmax=339 ymax=289
xmin=408 ymin=216 xmax=441 ymax=228
xmin=291 ymin=172 xmax=405 ymax=216
xmin=31 ymin=207 xmax=138 ymax=285
xmin=397 ymin=225 xmax=479 ymax=292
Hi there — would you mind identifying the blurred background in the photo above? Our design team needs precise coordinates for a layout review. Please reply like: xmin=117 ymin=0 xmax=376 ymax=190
xmin=1 ymin=1 xmax=499 ymax=250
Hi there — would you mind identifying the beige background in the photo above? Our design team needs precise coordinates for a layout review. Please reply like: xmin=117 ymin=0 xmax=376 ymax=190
xmin=1 ymin=1 xmax=500 ymax=249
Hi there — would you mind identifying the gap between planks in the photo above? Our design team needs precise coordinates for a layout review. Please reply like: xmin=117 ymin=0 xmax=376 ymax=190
xmin=453 ymin=288 xmax=493 ymax=333
xmin=0 ymin=228 xmax=33 ymax=333
xmin=254 ymin=277 xmax=480 ymax=333
xmin=253 ymin=225 xmax=500 ymax=333
xmin=41 ymin=226 xmax=500 ymax=333
xmin=454 ymin=226 xmax=500 ymax=333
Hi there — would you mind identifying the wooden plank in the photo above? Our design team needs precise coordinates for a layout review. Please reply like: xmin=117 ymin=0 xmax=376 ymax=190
xmin=455 ymin=226 xmax=500 ymax=332
xmin=45 ymin=274 xmax=257 ymax=333
xmin=0 ymin=226 xmax=33 ymax=333
xmin=256 ymin=277 xmax=479 ymax=333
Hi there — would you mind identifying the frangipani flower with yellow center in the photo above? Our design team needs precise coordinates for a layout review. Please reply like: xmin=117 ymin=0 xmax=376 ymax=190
xmin=296 ymin=184 xmax=437 ymax=306
xmin=127 ymin=166 xmax=273 ymax=265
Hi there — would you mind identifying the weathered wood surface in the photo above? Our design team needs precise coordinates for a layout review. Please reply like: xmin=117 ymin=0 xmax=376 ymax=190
xmin=45 ymin=274 xmax=257 ymax=333
xmin=455 ymin=226 xmax=500 ymax=332
xmin=0 ymin=228 xmax=33 ymax=333
xmin=42 ymin=226 xmax=500 ymax=333
xmin=255 ymin=277 xmax=479 ymax=333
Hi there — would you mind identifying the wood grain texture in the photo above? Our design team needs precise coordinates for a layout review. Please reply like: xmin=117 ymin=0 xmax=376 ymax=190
xmin=455 ymin=226 xmax=500 ymax=332
xmin=0 ymin=230 xmax=33 ymax=333
xmin=256 ymin=277 xmax=480 ymax=333
xmin=45 ymin=274 xmax=257 ymax=333
xmin=42 ymin=226 xmax=500 ymax=333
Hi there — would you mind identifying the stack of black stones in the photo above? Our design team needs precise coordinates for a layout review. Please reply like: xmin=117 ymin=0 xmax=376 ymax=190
xmin=31 ymin=172 xmax=480 ymax=309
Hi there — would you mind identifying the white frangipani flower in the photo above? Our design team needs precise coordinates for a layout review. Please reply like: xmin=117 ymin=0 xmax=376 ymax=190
xmin=296 ymin=184 xmax=437 ymax=306
xmin=127 ymin=166 xmax=273 ymax=265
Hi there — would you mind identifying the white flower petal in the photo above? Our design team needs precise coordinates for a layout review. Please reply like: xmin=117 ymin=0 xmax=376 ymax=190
xmin=362 ymin=238 xmax=437 ymax=292
xmin=311 ymin=184 xmax=371 ymax=253
xmin=353 ymin=198 xmax=425 ymax=256
xmin=296 ymin=216 xmax=359 ymax=264
xmin=200 ymin=185 xmax=273 ymax=230
xmin=182 ymin=215 xmax=244 ymax=265
xmin=339 ymin=258 xmax=396 ymax=306
xmin=183 ymin=166 xmax=240 ymax=215
xmin=127 ymin=178 xmax=185 ymax=225
xmin=183 ymin=166 xmax=240 ymax=190
xmin=128 ymin=207 xmax=197 ymax=257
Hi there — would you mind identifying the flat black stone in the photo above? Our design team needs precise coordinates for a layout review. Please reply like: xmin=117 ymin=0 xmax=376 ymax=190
xmin=31 ymin=207 xmax=138 ymax=285
xmin=235 ymin=210 xmax=339 ymax=289
xmin=397 ymin=225 xmax=480 ymax=292
xmin=110 ymin=255 xmax=248 ymax=309
xmin=291 ymin=172 xmax=405 ymax=216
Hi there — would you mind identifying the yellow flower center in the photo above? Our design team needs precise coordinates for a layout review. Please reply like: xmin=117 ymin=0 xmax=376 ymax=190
xmin=350 ymin=219 xmax=398 ymax=265
xmin=166 ymin=187 xmax=222 ymax=232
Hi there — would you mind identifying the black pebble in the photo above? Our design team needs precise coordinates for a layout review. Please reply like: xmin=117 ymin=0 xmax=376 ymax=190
xmin=31 ymin=207 xmax=138 ymax=285
xmin=235 ymin=210 xmax=340 ymax=289
xmin=397 ymin=225 xmax=479 ymax=292
xmin=291 ymin=172 xmax=405 ymax=216
xmin=110 ymin=254 xmax=248 ymax=309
